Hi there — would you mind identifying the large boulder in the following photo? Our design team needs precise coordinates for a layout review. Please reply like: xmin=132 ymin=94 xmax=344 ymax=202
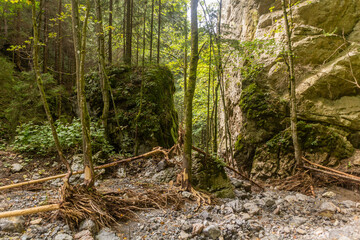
xmin=86 ymin=65 xmax=178 ymax=153
xmin=220 ymin=0 xmax=360 ymax=178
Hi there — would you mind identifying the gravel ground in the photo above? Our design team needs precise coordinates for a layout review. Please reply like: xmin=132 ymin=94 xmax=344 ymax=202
xmin=1 ymin=153 xmax=360 ymax=240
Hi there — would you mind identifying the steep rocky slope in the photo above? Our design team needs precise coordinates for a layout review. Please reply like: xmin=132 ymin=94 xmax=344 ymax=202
xmin=220 ymin=0 xmax=360 ymax=178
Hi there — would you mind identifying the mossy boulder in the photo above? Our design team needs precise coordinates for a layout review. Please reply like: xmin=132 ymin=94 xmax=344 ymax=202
xmin=86 ymin=65 xmax=178 ymax=153
xmin=234 ymin=78 xmax=286 ymax=173
xmin=191 ymin=155 xmax=235 ymax=198
xmin=251 ymin=121 xmax=354 ymax=179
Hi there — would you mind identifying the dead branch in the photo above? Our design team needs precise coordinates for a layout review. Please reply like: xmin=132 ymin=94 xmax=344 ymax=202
xmin=302 ymin=157 xmax=360 ymax=182
xmin=0 ymin=148 xmax=170 ymax=192
xmin=304 ymin=165 xmax=360 ymax=184
xmin=0 ymin=204 xmax=60 ymax=219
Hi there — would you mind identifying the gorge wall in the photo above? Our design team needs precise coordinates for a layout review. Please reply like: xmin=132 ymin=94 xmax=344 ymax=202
xmin=220 ymin=0 xmax=360 ymax=179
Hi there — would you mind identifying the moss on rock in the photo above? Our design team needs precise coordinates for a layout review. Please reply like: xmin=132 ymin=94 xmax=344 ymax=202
xmin=191 ymin=156 xmax=235 ymax=198
xmin=86 ymin=65 xmax=178 ymax=153
xmin=251 ymin=121 xmax=354 ymax=179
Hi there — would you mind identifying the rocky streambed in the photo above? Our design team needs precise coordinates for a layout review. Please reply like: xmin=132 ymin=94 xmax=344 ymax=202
xmin=1 ymin=155 xmax=360 ymax=240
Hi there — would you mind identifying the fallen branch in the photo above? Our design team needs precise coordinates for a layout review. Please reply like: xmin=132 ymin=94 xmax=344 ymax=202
xmin=304 ymin=165 xmax=360 ymax=184
xmin=302 ymin=157 xmax=360 ymax=182
xmin=0 ymin=204 xmax=60 ymax=219
xmin=191 ymin=145 xmax=264 ymax=191
xmin=0 ymin=148 xmax=169 ymax=191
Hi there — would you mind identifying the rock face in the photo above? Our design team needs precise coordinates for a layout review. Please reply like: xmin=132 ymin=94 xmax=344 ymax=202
xmin=221 ymin=0 xmax=360 ymax=178
xmin=86 ymin=65 xmax=178 ymax=153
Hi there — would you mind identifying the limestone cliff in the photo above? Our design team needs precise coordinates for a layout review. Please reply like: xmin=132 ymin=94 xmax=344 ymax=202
xmin=221 ymin=0 xmax=360 ymax=179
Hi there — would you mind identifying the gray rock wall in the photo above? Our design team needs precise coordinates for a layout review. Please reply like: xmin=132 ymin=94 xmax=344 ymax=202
xmin=220 ymin=0 xmax=360 ymax=178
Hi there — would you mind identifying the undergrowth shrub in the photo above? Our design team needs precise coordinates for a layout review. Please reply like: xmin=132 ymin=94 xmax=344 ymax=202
xmin=12 ymin=119 xmax=113 ymax=156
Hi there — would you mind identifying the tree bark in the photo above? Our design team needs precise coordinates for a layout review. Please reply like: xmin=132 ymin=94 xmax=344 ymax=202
xmin=281 ymin=0 xmax=302 ymax=167
xmin=142 ymin=1 xmax=147 ymax=66
xmin=182 ymin=0 xmax=199 ymax=190
xmin=56 ymin=0 xmax=63 ymax=117
xmin=156 ymin=0 xmax=161 ymax=64
xmin=70 ymin=0 xmax=94 ymax=187
xmin=215 ymin=0 xmax=234 ymax=165
xmin=31 ymin=0 xmax=72 ymax=184
xmin=206 ymin=37 xmax=212 ymax=155
xmin=108 ymin=0 xmax=113 ymax=65
xmin=149 ymin=0 xmax=155 ymax=63
xmin=95 ymin=0 xmax=110 ymax=140
xmin=125 ymin=0 xmax=132 ymax=65
xmin=42 ymin=0 xmax=48 ymax=73
xmin=183 ymin=13 xmax=188 ymax=122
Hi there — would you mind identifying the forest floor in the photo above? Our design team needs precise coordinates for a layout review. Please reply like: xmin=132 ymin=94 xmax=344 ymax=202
xmin=1 ymin=151 xmax=360 ymax=240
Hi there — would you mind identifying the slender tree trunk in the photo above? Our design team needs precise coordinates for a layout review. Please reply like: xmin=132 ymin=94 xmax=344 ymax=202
xmin=215 ymin=0 xmax=234 ymax=166
xmin=123 ymin=0 xmax=127 ymax=59
xmin=213 ymin=82 xmax=219 ymax=153
xmin=281 ymin=0 xmax=302 ymax=167
xmin=206 ymin=37 xmax=212 ymax=155
xmin=182 ymin=0 xmax=199 ymax=190
xmin=31 ymin=0 xmax=72 ymax=184
xmin=108 ymin=0 xmax=113 ymax=65
xmin=71 ymin=0 xmax=94 ymax=187
xmin=42 ymin=0 xmax=48 ymax=73
xmin=95 ymin=0 xmax=110 ymax=140
xmin=56 ymin=0 xmax=63 ymax=117
xmin=142 ymin=1 xmax=147 ymax=66
xmin=4 ymin=15 xmax=8 ymax=39
xmin=149 ymin=0 xmax=155 ymax=63
xmin=183 ymin=13 xmax=188 ymax=122
xmin=125 ymin=0 xmax=132 ymax=65
xmin=156 ymin=0 xmax=161 ymax=64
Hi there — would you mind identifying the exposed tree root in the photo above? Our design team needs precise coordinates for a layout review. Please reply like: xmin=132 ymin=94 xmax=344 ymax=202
xmin=268 ymin=171 xmax=315 ymax=196
xmin=57 ymin=184 xmax=183 ymax=229
xmin=175 ymin=170 xmax=212 ymax=209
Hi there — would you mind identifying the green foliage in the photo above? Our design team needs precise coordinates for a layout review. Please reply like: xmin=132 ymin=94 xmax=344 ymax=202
xmin=1 ymin=68 xmax=69 ymax=138
xmin=12 ymin=119 xmax=113 ymax=156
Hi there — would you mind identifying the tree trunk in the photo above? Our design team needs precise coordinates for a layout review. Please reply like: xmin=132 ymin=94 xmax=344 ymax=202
xmin=70 ymin=0 xmax=94 ymax=187
xmin=108 ymin=0 xmax=113 ymax=65
xmin=156 ymin=0 xmax=161 ymax=64
xmin=95 ymin=0 xmax=110 ymax=140
xmin=183 ymin=13 xmax=188 ymax=122
xmin=212 ymin=82 xmax=219 ymax=154
xmin=206 ymin=37 xmax=212 ymax=155
xmin=42 ymin=0 xmax=48 ymax=73
xmin=214 ymin=0 xmax=234 ymax=166
xmin=123 ymin=0 xmax=126 ymax=59
xmin=30 ymin=0 xmax=72 ymax=184
xmin=142 ymin=1 xmax=147 ymax=66
xmin=56 ymin=0 xmax=63 ymax=117
xmin=125 ymin=0 xmax=132 ymax=65
xmin=182 ymin=0 xmax=199 ymax=190
xmin=149 ymin=0 xmax=155 ymax=63
xmin=281 ymin=0 xmax=302 ymax=167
